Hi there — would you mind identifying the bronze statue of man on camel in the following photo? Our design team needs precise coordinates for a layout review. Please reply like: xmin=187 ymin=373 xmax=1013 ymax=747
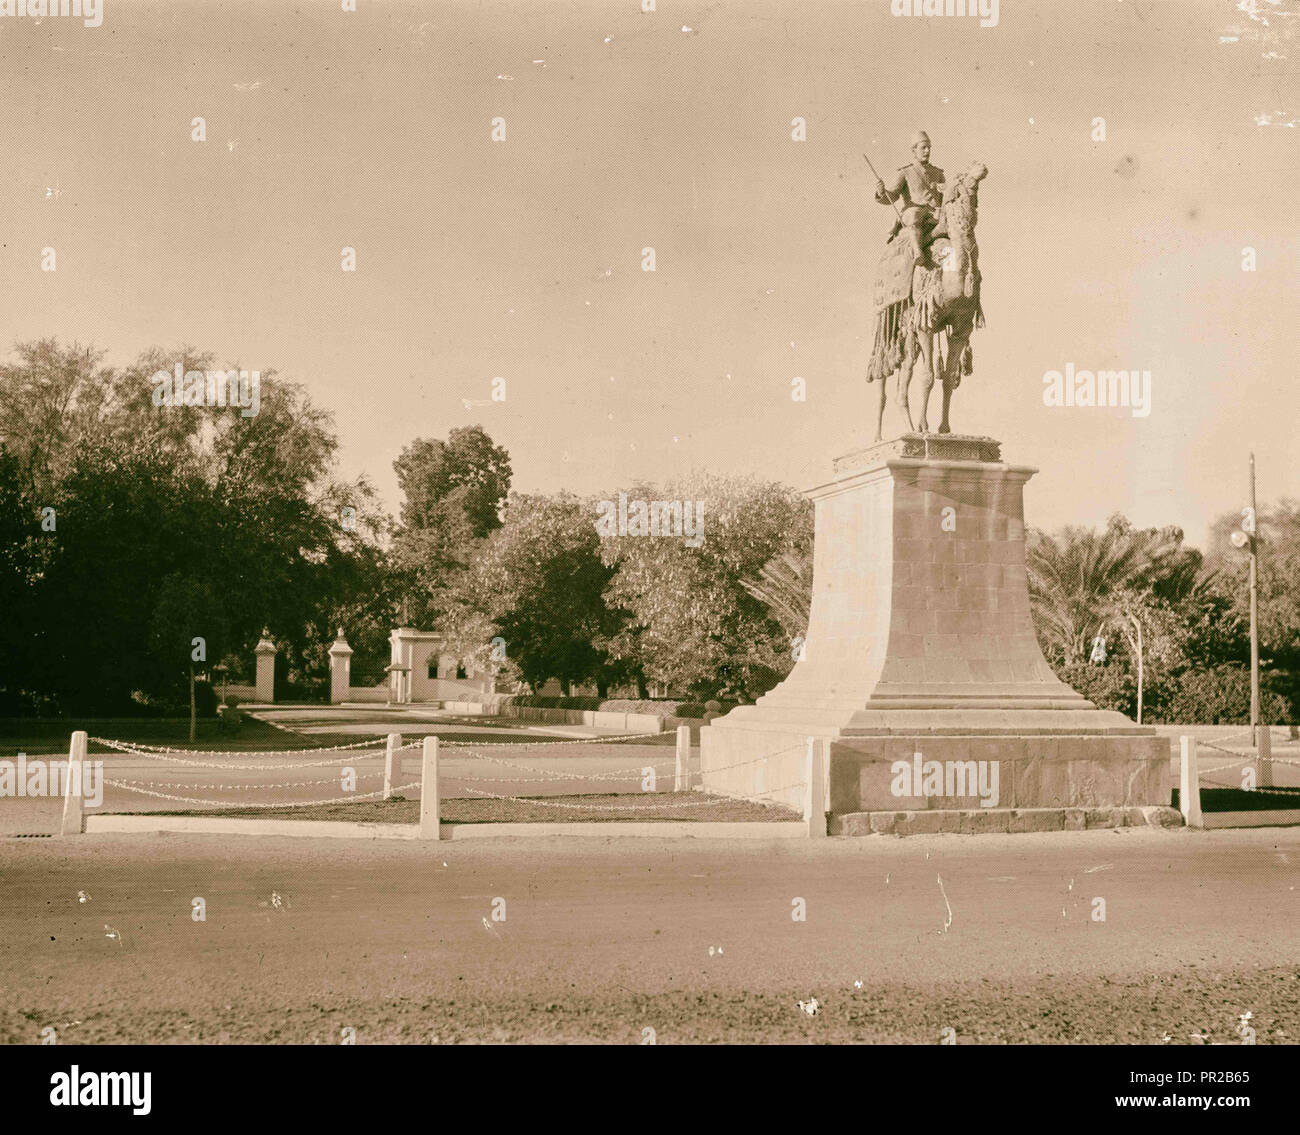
xmin=866 ymin=131 xmax=987 ymax=441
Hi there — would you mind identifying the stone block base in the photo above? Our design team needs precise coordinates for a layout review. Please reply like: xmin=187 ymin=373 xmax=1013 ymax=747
xmin=831 ymin=805 xmax=1184 ymax=837
xmin=830 ymin=732 xmax=1170 ymax=813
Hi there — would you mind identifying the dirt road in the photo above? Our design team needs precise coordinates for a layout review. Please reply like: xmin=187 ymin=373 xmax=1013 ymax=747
xmin=1 ymin=826 xmax=1297 ymax=1043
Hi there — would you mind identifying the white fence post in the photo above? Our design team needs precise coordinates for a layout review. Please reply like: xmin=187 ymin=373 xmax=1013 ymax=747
xmin=675 ymin=725 xmax=690 ymax=792
xmin=1257 ymin=726 xmax=1274 ymax=789
xmin=420 ymin=736 xmax=440 ymax=839
xmin=804 ymin=736 xmax=828 ymax=838
xmin=61 ymin=731 xmax=87 ymax=836
xmin=1179 ymin=736 xmax=1202 ymax=829
xmin=384 ymin=733 xmax=403 ymax=799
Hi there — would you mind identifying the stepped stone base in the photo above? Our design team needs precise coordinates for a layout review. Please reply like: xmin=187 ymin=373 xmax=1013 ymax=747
xmin=832 ymin=805 xmax=1184 ymax=837
xmin=700 ymin=434 xmax=1170 ymax=819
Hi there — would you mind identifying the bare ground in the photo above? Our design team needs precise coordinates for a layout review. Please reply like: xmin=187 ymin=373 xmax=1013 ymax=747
xmin=1 ymin=825 xmax=1298 ymax=1044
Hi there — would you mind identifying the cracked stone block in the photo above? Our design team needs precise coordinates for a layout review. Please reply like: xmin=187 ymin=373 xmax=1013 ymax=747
xmin=1009 ymin=808 xmax=1065 ymax=833
xmin=958 ymin=809 xmax=1010 ymax=834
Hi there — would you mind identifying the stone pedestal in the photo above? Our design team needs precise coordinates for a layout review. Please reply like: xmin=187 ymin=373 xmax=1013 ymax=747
xmin=700 ymin=435 xmax=1169 ymax=826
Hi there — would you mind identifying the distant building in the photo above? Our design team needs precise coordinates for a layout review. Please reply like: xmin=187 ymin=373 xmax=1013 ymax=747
xmin=385 ymin=627 xmax=494 ymax=704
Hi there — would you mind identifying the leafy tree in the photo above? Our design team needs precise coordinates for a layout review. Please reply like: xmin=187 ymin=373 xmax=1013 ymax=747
xmin=1030 ymin=510 xmax=1295 ymax=723
xmin=599 ymin=474 xmax=812 ymax=701
xmin=394 ymin=426 xmax=511 ymax=538
xmin=1205 ymin=497 xmax=1300 ymax=717
xmin=0 ymin=339 xmax=120 ymax=496
xmin=391 ymin=426 xmax=512 ymax=626
xmin=0 ymin=445 xmax=49 ymax=712
xmin=30 ymin=439 xmax=217 ymax=712
xmin=443 ymin=492 xmax=624 ymax=693
xmin=149 ymin=575 xmax=231 ymax=739
xmin=0 ymin=339 xmax=396 ymax=714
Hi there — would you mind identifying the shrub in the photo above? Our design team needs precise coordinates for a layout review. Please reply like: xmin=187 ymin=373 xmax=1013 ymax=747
xmin=495 ymin=695 xmax=737 ymax=718
xmin=0 ymin=688 xmax=57 ymax=717
xmin=278 ymin=679 xmax=328 ymax=704
xmin=217 ymin=703 xmax=243 ymax=732
xmin=506 ymin=695 xmax=603 ymax=711
xmin=1152 ymin=664 xmax=1293 ymax=725
xmin=1055 ymin=659 xmax=1296 ymax=725
xmin=1055 ymin=661 xmax=1139 ymax=719
xmin=193 ymin=680 xmax=219 ymax=718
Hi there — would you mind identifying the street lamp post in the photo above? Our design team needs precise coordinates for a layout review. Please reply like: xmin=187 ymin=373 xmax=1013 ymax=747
xmin=1105 ymin=609 xmax=1144 ymax=726
xmin=1248 ymin=453 xmax=1260 ymax=747
xmin=1127 ymin=612 xmax=1144 ymax=726
xmin=1230 ymin=454 xmax=1262 ymax=747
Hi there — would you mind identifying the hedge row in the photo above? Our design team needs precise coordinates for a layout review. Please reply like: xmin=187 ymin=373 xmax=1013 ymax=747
xmin=495 ymin=695 xmax=734 ymax=719
xmin=1055 ymin=661 xmax=1294 ymax=725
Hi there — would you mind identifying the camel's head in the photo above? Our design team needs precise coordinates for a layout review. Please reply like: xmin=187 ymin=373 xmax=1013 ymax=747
xmin=945 ymin=162 xmax=988 ymax=230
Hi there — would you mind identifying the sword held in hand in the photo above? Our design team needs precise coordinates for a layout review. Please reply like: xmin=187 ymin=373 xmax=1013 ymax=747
xmin=864 ymin=153 xmax=905 ymax=222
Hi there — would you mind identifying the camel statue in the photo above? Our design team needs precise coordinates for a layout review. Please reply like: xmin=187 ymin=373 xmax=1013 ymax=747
xmin=867 ymin=161 xmax=987 ymax=440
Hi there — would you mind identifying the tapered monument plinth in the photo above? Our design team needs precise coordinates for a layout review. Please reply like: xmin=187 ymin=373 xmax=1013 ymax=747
xmin=700 ymin=435 xmax=1169 ymax=825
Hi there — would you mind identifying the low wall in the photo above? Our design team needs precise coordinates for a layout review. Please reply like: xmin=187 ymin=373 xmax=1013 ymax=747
xmin=435 ymin=701 xmax=669 ymax=735
xmin=340 ymin=679 xmax=496 ymax=706
xmin=423 ymin=677 xmax=493 ymax=701
xmin=346 ymin=685 xmax=390 ymax=704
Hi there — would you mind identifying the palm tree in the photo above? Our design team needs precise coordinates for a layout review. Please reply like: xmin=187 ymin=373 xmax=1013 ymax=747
xmin=1026 ymin=515 xmax=1192 ymax=665
xmin=741 ymin=546 xmax=813 ymax=642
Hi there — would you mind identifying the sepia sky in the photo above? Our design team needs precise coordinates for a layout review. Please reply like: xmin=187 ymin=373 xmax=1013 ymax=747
xmin=2 ymin=0 xmax=1297 ymax=548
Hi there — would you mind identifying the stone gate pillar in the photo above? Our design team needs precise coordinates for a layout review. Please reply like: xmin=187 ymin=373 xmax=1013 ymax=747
xmin=328 ymin=628 xmax=353 ymax=704
xmin=254 ymin=629 xmax=277 ymax=704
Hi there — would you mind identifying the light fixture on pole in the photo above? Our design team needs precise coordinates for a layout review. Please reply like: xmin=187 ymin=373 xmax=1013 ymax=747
xmin=1230 ymin=454 xmax=1261 ymax=746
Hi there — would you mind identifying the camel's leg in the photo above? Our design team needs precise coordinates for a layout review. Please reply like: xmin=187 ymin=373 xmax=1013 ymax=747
xmin=874 ymin=369 xmax=887 ymax=442
xmin=939 ymin=356 xmax=956 ymax=434
xmin=898 ymin=334 xmax=917 ymax=433
xmin=939 ymin=319 xmax=972 ymax=435
xmin=915 ymin=330 xmax=937 ymax=434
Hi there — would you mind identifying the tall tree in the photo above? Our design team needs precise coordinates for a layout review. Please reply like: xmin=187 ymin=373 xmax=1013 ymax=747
xmin=149 ymin=575 xmax=232 ymax=739
xmin=442 ymin=492 xmax=623 ymax=694
xmin=1026 ymin=514 xmax=1198 ymax=666
xmin=599 ymin=473 xmax=812 ymax=701
xmin=0 ymin=445 xmax=48 ymax=712
xmin=0 ymin=339 xmax=119 ymax=496
xmin=0 ymin=339 xmax=396 ymax=713
xmin=1205 ymin=497 xmax=1300 ymax=713
xmin=394 ymin=426 xmax=511 ymax=537
xmin=391 ymin=425 xmax=512 ymax=626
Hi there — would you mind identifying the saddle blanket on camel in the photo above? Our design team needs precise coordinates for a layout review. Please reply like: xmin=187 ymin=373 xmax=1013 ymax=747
xmin=867 ymin=235 xmax=982 ymax=385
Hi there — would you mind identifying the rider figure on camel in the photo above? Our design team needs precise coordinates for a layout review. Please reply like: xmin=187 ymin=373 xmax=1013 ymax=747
xmin=874 ymin=130 xmax=947 ymax=270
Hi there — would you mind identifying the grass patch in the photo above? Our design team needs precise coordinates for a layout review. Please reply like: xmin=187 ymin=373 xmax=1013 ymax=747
xmin=1173 ymin=787 xmax=1300 ymax=812
xmin=115 ymin=793 xmax=802 ymax=824
xmin=0 ymin=717 xmax=379 ymax=756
